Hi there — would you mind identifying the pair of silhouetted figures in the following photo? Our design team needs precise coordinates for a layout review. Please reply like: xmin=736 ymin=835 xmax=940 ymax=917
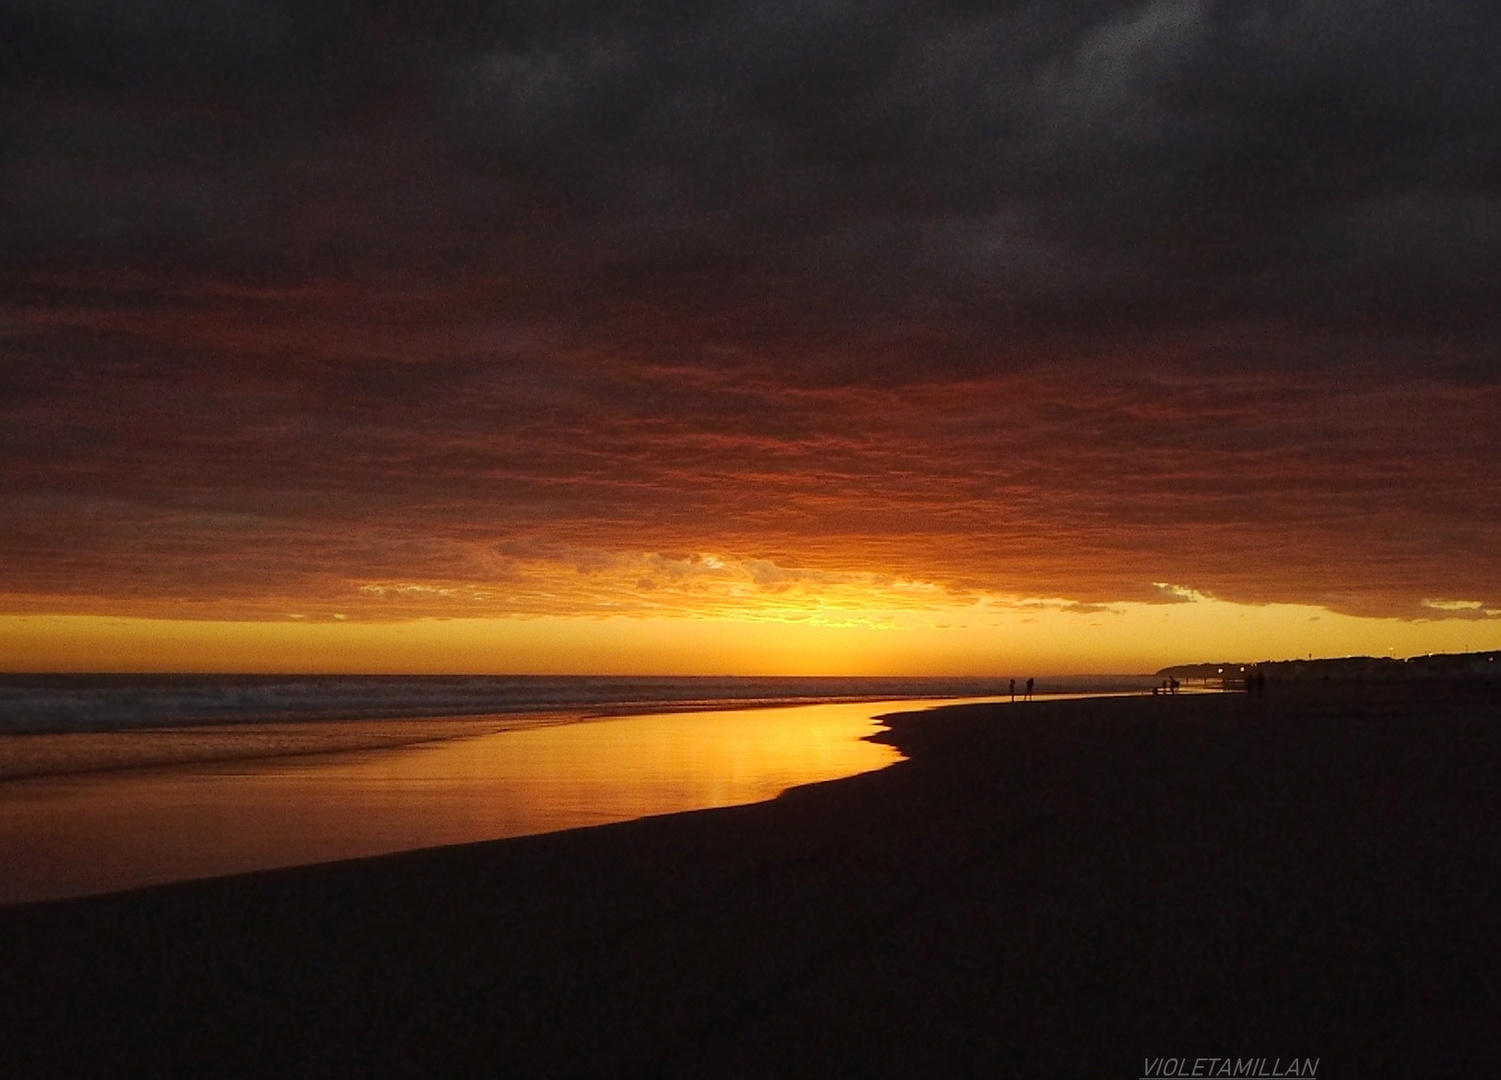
xmin=1246 ymin=670 xmax=1267 ymax=697
xmin=1008 ymin=678 xmax=1034 ymax=702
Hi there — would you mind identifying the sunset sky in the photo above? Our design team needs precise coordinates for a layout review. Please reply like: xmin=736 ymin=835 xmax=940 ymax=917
xmin=3 ymin=0 xmax=1499 ymax=673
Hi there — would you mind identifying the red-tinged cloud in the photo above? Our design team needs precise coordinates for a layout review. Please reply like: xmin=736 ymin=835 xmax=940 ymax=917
xmin=3 ymin=280 xmax=1497 ymax=621
xmin=2 ymin=1 xmax=1499 ymax=629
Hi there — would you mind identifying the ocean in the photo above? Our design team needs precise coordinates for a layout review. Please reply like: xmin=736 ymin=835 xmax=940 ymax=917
xmin=0 ymin=672 xmax=1157 ymax=735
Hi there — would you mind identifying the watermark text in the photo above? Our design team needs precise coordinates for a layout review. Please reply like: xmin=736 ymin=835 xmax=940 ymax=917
xmin=1142 ymin=1058 xmax=1319 ymax=1078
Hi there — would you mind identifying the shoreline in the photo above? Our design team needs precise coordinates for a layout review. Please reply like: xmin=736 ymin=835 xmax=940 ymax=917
xmin=0 ymin=698 xmax=907 ymax=906
xmin=4 ymin=683 xmax=1497 ymax=1075
xmin=0 ymin=694 xmax=935 ymax=784
xmin=0 ymin=689 xmax=1150 ymax=784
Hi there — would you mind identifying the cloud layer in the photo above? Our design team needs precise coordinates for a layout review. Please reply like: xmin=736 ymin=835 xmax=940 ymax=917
xmin=3 ymin=0 xmax=1499 ymax=625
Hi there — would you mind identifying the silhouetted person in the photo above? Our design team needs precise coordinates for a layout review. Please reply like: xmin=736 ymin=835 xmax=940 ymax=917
xmin=1255 ymin=670 xmax=1266 ymax=697
xmin=1025 ymin=677 xmax=1034 ymax=701
xmin=1009 ymin=678 xmax=1016 ymax=702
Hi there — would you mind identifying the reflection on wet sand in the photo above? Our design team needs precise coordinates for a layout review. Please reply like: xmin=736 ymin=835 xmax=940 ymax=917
xmin=0 ymin=699 xmax=957 ymax=905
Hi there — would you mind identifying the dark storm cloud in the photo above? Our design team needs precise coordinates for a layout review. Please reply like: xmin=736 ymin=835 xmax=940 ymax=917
xmin=3 ymin=0 xmax=1501 ymax=621
xmin=7 ymin=0 xmax=1498 ymax=336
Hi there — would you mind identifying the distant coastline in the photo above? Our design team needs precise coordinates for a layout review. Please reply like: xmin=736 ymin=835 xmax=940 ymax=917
xmin=1159 ymin=648 xmax=1501 ymax=686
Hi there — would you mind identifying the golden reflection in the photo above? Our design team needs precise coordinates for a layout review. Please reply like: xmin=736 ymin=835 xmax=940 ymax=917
xmin=0 ymin=700 xmax=920 ymax=905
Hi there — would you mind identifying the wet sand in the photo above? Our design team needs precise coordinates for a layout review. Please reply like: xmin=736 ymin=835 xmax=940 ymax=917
xmin=3 ymin=684 xmax=1499 ymax=1077
xmin=0 ymin=701 xmax=902 ymax=905
xmin=0 ymin=695 xmax=991 ymax=782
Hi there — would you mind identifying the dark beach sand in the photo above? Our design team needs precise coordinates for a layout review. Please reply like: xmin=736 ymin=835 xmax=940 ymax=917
xmin=3 ymin=685 xmax=1499 ymax=1078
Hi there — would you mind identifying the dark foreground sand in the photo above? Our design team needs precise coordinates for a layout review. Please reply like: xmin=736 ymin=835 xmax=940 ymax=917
xmin=3 ymin=685 xmax=1499 ymax=1078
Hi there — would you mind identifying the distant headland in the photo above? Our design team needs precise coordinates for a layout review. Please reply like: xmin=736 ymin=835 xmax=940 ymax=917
xmin=1160 ymin=649 xmax=1500 ymax=688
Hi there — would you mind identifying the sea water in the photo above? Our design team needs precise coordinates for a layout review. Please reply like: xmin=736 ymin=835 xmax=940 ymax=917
xmin=0 ymin=673 xmax=1153 ymax=734
xmin=0 ymin=674 xmax=1156 ymax=904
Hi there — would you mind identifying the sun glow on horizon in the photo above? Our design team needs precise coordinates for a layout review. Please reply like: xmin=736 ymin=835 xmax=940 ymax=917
xmin=4 ymin=588 xmax=1498 ymax=676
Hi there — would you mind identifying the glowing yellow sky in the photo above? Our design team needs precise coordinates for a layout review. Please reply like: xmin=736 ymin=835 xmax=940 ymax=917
xmin=6 ymin=586 xmax=1498 ymax=674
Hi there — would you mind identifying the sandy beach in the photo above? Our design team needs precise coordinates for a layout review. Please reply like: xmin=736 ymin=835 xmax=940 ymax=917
xmin=3 ymin=683 xmax=1498 ymax=1077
